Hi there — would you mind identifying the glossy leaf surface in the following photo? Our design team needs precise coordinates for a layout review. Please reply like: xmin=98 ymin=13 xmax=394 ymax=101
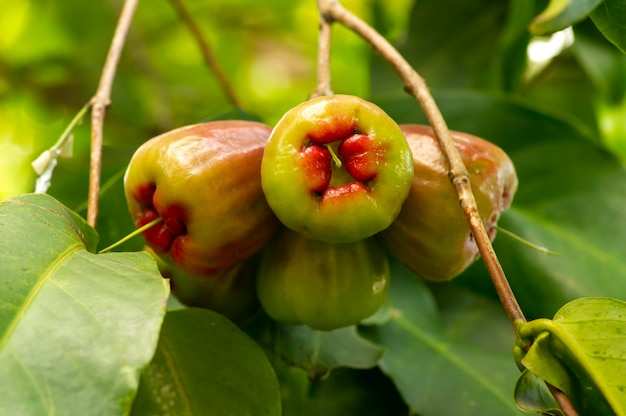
xmin=0 ymin=193 xmax=169 ymax=415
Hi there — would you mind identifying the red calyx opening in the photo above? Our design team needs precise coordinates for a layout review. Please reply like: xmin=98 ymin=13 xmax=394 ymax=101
xmin=299 ymin=132 xmax=383 ymax=201
xmin=133 ymin=184 xmax=188 ymax=254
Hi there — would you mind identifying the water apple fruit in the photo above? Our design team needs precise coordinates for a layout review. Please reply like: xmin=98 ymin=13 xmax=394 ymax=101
xmin=256 ymin=227 xmax=390 ymax=331
xmin=124 ymin=120 xmax=280 ymax=277
xmin=381 ymin=124 xmax=518 ymax=281
xmin=261 ymin=95 xmax=414 ymax=244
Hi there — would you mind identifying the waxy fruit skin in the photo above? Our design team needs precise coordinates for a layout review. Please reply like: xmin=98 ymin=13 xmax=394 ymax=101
xmin=261 ymin=94 xmax=414 ymax=244
xmin=256 ymin=227 xmax=390 ymax=331
xmin=145 ymin=246 xmax=259 ymax=324
xmin=124 ymin=120 xmax=280 ymax=277
xmin=382 ymin=124 xmax=518 ymax=281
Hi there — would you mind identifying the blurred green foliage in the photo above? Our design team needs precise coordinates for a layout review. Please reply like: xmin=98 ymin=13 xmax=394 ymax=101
xmin=0 ymin=0 xmax=412 ymax=202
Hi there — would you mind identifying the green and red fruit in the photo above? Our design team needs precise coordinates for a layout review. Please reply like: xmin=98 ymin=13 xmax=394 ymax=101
xmin=261 ymin=95 xmax=414 ymax=244
xmin=256 ymin=228 xmax=390 ymax=331
xmin=381 ymin=124 xmax=518 ymax=281
xmin=124 ymin=120 xmax=280 ymax=277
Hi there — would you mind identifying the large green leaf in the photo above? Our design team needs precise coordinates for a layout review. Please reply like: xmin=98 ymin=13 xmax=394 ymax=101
xmin=529 ymin=0 xmax=603 ymax=35
xmin=130 ymin=308 xmax=281 ymax=416
xmin=517 ymin=297 xmax=626 ymax=414
xmin=374 ymin=0 xmax=535 ymax=91
xmin=376 ymin=91 xmax=626 ymax=319
xmin=0 ymin=193 xmax=169 ymax=415
xmin=273 ymin=322 xmax=385 ymax=380
xmin=591 ymin=0 xmax=626 ymax=53
xmin=364 ymin=261 xmax=525 ymax=415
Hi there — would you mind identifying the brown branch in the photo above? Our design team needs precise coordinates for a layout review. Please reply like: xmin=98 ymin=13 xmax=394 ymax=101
xmin=168 ymin=0 xmax=241 ymax=108
xmin=88 ymin=0 xmax=139 ymax=228
xmin=310 ymin=6 xmax=334 ymax=98
xmin=547 ymin=383 xmax=580 ymax=416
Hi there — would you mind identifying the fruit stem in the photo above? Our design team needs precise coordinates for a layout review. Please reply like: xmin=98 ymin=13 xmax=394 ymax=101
xmin=325 ymin=144 xmax=343 ymax=168
xmin=98 ymin=217 xmax=163 ymax=254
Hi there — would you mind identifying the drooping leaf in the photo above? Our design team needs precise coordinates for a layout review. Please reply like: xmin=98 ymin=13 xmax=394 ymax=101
xmin=518 ymin=297 xmax=626 ymax=415
xmin=0 ymin=193 xmax=170 ymax=415
xmin=273 ymin=322 xmax=385 ymax=380
xmin=130 ymin=308 xmax=281 ymax=416
xmin=364 ymin=260 xmax=525 ymax=415
xmin=529 ymin=0 xmax=603 ymax=35
xmin=591 ymin=0 xmax=626 ymax=53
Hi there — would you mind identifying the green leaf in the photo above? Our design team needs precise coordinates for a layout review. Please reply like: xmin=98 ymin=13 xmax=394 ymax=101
xmin=130 ymin=308 xmax=281 ymax=416
xmin=0 ymin=193 xmax=169 ymax=415
xmin=513 ymin=369 xmax=563 ymax=415
xmin=591 ymin=0 xmax=626 ymax=53
xmin=530 ymin=0 xmax=603 ymax=35
xmin=276 ymin=366 xmax=408 ymax=416
xmin=273 ymin=323 xmax=385 ymax=380
xmin=364 ymin=261 xmax=525 ymax=415
xmin=373 ymin=0 xmax=534 ymax=91
xmin=519 ymin=298 xmax=626 ymax=415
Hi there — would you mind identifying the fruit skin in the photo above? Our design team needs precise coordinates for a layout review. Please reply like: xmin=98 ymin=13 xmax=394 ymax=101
xmin=124 ymin=120 xmax=280 ymax=277
xmin=261 ymin=94 xmax=414 ymax=244
xmin=381 ymin=124 xmax=518 ymax=282
xmin=144 ymin=246 xmax=259 ymax=324
xmin=256 ymin=227 xmax=390 ymax=331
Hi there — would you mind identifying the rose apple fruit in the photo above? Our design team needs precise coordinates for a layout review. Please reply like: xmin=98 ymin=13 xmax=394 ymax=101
xmin=381 ymin=124 xmax=518 ymax=281
xmin=124 ymin=120 xmax=280 ymax=277
xmin=261 ymin=94 xmax=414 ymax=244
xmin=256 ymin=227 xmax=390 ymax=331
xmin=145 ymin=246 xmax=259 ymax=323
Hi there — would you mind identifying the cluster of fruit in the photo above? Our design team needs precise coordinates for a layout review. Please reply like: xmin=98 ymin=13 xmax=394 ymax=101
xmin=123 ymin=95 xmax=518 ymax=330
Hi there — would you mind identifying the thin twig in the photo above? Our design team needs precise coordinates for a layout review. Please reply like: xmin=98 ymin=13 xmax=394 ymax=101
xmin=88 ymin=0 xmax=139 ymax=228
xmin=310 ymin=6 xmax=334 ymax=98
xmin=168 ymin=0 xmax=241 ymax=108
xmin=317 ymin=0 xmax=525 ymax=329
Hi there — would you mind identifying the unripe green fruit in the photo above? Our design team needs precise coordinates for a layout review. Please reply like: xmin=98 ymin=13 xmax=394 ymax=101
xmin=381 ymin=124 xmax=518 ymax=281
xmin=256 ymin=228 xmax=390 ymax=331
xmin=261 ymin=95 xmax=414 ymax=244
xmin=124 ymin=120 xmax=280 ymax=277
xmin=144 ymin=246 xmax=259 ymax=323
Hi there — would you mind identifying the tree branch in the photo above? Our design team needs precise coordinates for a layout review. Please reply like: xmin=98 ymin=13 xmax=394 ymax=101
xmin=168 ymin=0 xmax=242 ymax=108
xmin=88 ymin=0 xmax=139 ymax=227
xmin=310 ymin=6 xmax=334 ymax=98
